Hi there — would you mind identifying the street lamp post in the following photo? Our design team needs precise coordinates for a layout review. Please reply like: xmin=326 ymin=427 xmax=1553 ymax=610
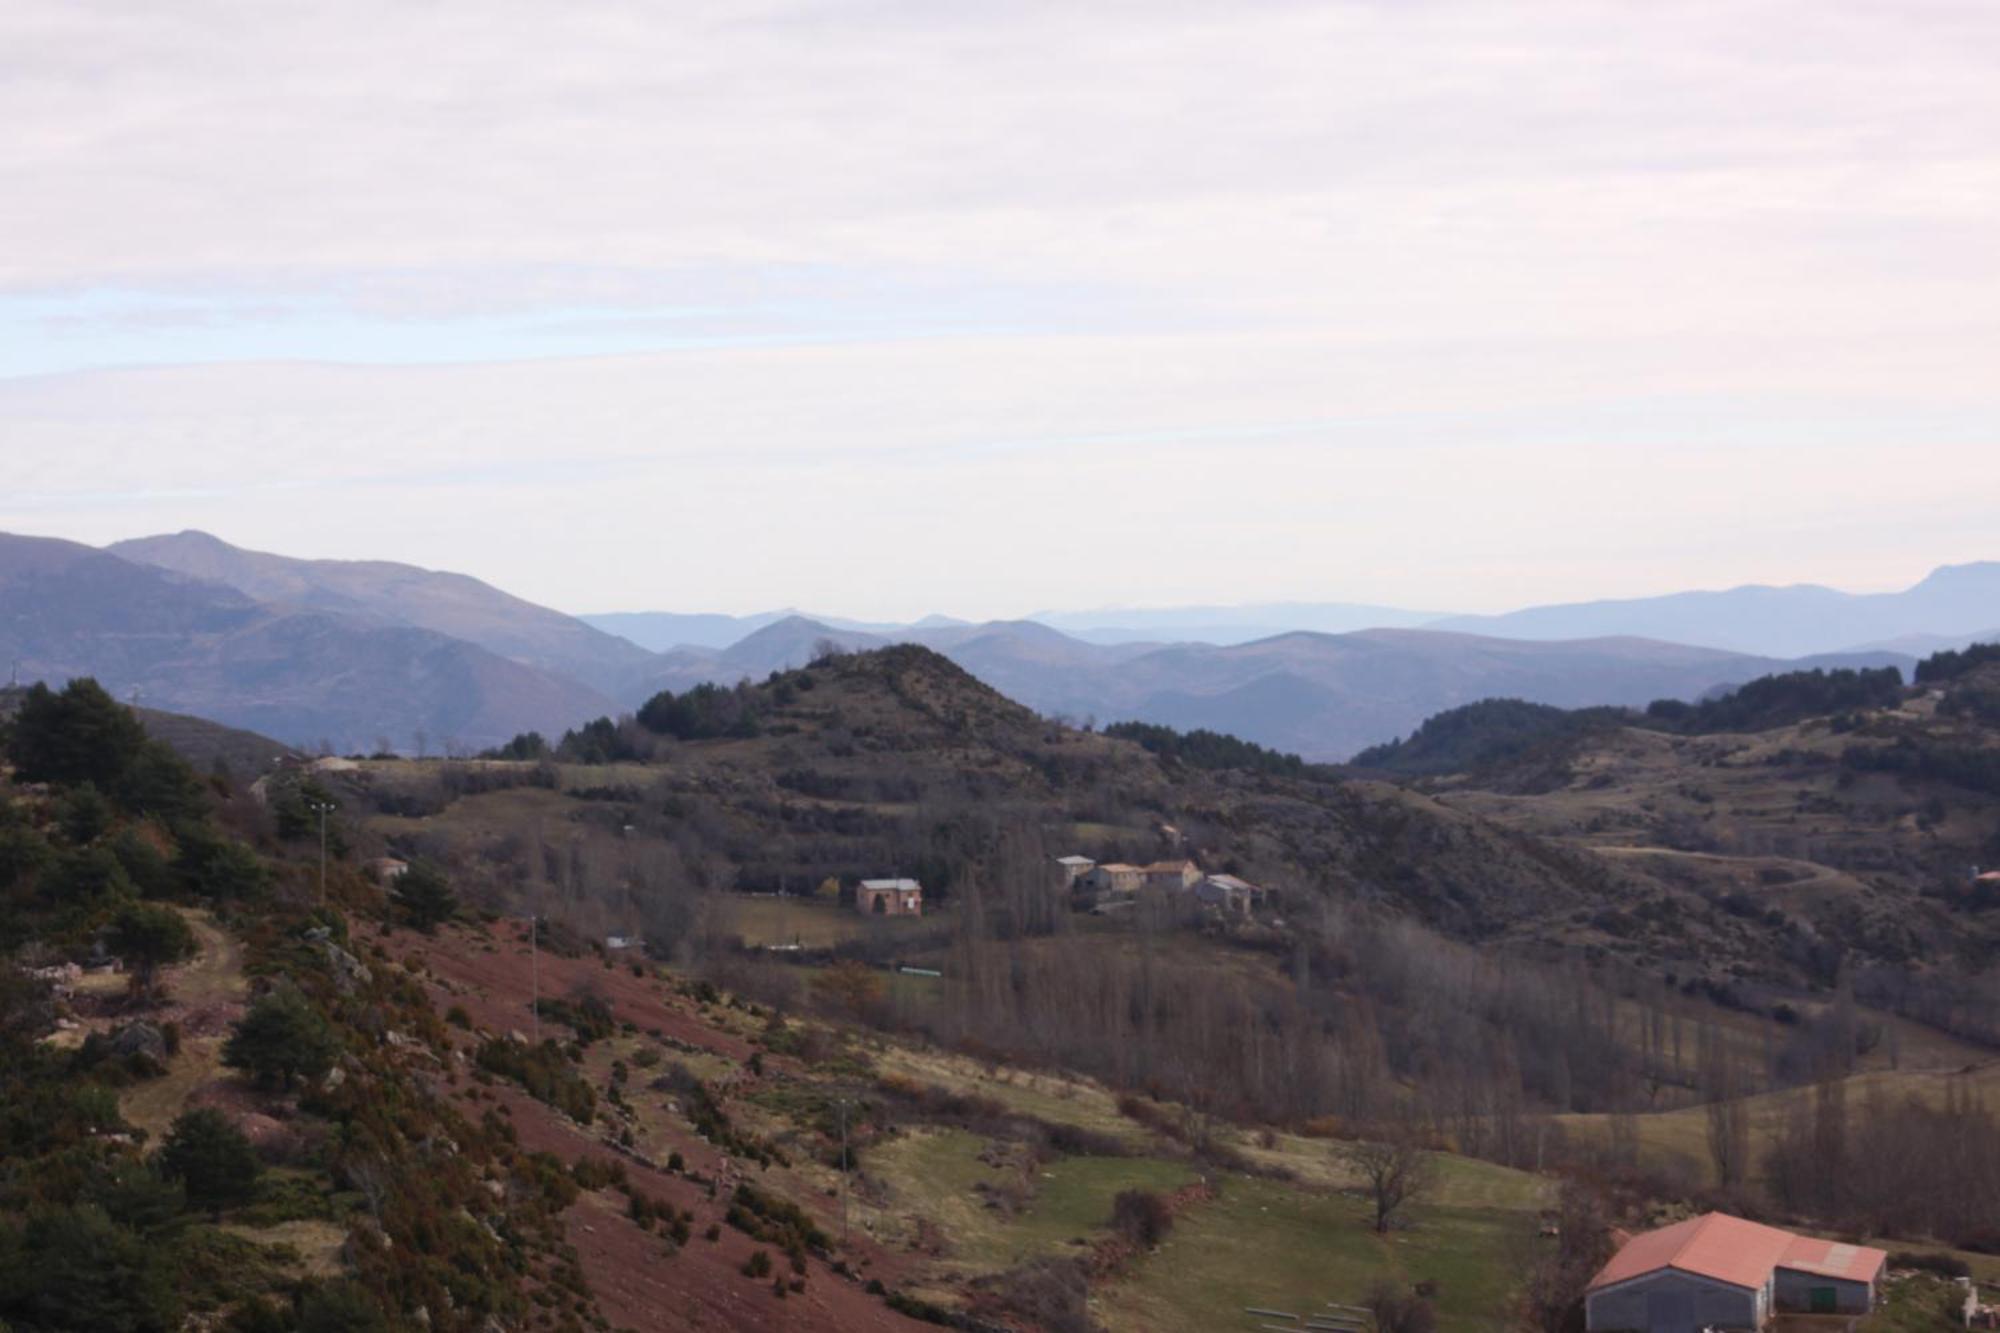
xmin=308 ymin=799 xmax=336 ymax=906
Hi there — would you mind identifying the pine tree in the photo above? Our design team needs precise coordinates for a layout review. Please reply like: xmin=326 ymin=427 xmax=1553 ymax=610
xmin=392 ymin=859 xmax=458 ymax=932
xmin=157 ymin=1108 xmax=261 ymax=1216
xmin=223 ymin=990 xmax=338 ymax=1089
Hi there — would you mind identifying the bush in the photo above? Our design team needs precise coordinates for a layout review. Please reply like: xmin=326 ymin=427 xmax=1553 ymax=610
xmin=391 ymin=859 xmax=458 ymax=932
xmin=224 ymin=990 xmax=339 ymax=1090
xmin=0 ymin=1203 xmax=181 ymax=1332
xmin=1890 ymin=1250 xmax=1971 ymax=1279
xmin=475 ymin=1039 xmax=597 ymax=1124
xmin=1109 ymin=1188 xmax=1174 ymax=1247
xmin=157 ymin=1108 xmax=262 ymax=1215
xmin=1369 ymin=1281 xmax=1438 ymax=1333
xmin=742 ymin=1250 xmax=773 ymax=1279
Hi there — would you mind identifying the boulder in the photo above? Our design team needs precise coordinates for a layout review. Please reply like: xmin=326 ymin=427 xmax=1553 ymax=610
xmin=109 ymin=1021 xmax=168 ymax=1062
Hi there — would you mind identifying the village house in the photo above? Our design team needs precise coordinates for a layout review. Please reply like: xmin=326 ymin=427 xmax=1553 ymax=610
xmin=1054 ymin=855 xmax=1096 ymax=885
xmin=1194 ymin=873 xmax=1263 ymax=914
xmin=1082 ymin=862 xmax=1145 ymax=895
xmin=365 ymin=856 xmax=410 ymax=883
xmin=855 ymin=878 xmax=923 ymax=917
xmin=1585 ymin=1213 xmax=1885 ymax=1333
xmin=1140 ymin=859 xmax=1202 ymax=893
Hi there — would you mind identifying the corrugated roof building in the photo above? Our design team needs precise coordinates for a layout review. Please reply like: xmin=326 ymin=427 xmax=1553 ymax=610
xmin=1586 ymin=1213 xmax=1886 ymax=1333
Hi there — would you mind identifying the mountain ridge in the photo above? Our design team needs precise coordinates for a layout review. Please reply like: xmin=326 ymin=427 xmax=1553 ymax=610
xmin=112 ymin=529 xmax=656 ymax=696
xmin=0 ymin=532 xmax=615 ymax=752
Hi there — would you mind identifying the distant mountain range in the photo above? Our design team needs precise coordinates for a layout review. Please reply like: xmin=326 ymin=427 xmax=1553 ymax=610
xmin=0 ymin=533 xmax=613 ymax=753
xmin=112 ymin=529 xmax=656 ymax=696
xmin=634 ymin=615 xmax=1910 ymax=758
xmin=1 ymin=528 xmax=1987 ymax=759
xmin=591 ymin=565 xmax=2000 ymax=659
xmin=1427 ymin=564 xmax=2000 ymax=658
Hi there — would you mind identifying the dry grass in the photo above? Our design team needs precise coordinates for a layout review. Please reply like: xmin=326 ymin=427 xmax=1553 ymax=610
xmin=221 ymin=1219 xmax=348 ymax=1278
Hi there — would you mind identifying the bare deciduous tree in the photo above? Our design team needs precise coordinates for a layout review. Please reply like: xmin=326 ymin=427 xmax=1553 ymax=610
xmin=1340 ymin=1127 xmax=1437 ymax=1233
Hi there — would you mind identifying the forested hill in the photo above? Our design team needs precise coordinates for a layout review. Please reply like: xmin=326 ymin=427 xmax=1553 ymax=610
xmin=1351 ymin=663 xmax=1912 ymax=777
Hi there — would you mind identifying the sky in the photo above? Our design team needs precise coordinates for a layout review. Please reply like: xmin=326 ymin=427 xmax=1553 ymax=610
xmin=4 ymin=0 xmax=1999 ymax=621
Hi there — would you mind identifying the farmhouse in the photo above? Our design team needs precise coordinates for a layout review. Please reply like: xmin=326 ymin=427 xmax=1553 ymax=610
xmin=855 ymin=878 xmax=923 ymax=917
xmin=1140 ymin=859 xmax=1202 ymax=893
xmin=1054 ymin=855 xmax=1096 ymax=885
xmin=1585 ymin=1213 xmax=1885 ymax=1333
xmin=1083 ymin=863 xmax=1145 ymax=895
xmin=1195 ymin=873 xmax=1263 ymax=914
xmin=365 ymin=857 xmax=410 ymax=883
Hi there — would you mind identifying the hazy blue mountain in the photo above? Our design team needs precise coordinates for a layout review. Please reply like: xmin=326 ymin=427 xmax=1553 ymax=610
xmin=1430 ymin=562 xmax=2000 ymax=658
xmin=635 ymin=612 xmax=1914 ymax=759
xmin=1031 ymin=600 xmax=1448 ymax=645
xmin=113 ymin=530 xmax=656 ymax=697
xmin=581 ymin=607 xmax=962 ymax=651
xmin=1847 ymin=628 xmax=2000 ymax=658
xmin=0 ymin=532 xmax=614 ymax=753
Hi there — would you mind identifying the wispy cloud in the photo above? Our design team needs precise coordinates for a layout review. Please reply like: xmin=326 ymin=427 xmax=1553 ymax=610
xmin=1 ymin=1 xmax=1997 ymax=614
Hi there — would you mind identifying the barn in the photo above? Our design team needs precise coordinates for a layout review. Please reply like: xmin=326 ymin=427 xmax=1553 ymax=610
xmin=854 ymin=878 xmax=923 ymax=916
xmin=1585 ymin=1213 xmax=1885 ymax=1333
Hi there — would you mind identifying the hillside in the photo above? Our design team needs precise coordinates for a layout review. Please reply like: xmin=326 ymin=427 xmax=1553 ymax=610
xmin=1356 ymin=654 xmax=2000 ymax=1030
xmin=0 ymin=533 xmax=616 ymax=753
xmin=8 ymin=653 xmax=1995 ymax=1332
xmin=0 ymin=647 xmax=1572 ymax=1333
xmin=112 ymin=530 xmax=657 ymax=697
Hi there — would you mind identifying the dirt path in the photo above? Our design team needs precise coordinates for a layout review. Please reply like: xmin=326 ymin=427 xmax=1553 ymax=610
xmin=120 ymin=908 xmax=250 ymax=1142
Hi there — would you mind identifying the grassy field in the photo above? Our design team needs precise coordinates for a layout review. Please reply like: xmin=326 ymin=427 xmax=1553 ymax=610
xmin=864 ymin=1126 xmax=1198 ymax=1273
xmin=1558 ymin=1062 xmax=2000 ymax=1189
xmin=1095 ymin=1175 xmax=1537 ymax=1333
xmin=717 ymin=894 xmax=942 ymax=950
xmin=873 ymin=1044 xmax=1150 ymax=1148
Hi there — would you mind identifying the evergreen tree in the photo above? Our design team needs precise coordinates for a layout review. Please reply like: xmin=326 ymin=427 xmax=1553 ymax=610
xmin=223 ymin=991 xmax=338 ymax=1090
xmin=6 ymin=679 xmax=147 ymax=789
xmin=156 ymin=1108 xmax=261 ymax=1216
xmin=392 ymin=859 xmax=458 ymax=932
xmin=0 ymin=1204 xmax=180 ymax=1332
xmin=110 ymin=902 xmax=197 ymax=999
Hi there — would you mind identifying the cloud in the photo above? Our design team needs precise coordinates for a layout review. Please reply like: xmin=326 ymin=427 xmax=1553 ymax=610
xmin=1 ymin=1 xmax=1997 ymax=615
xmin=4 ymin=334 xmax=1996 ymax=618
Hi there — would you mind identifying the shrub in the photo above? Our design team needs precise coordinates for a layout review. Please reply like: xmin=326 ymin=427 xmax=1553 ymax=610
xmin=1891 ymin=1250 xmax=1971 ymax=1279
xmin=157 ymin=1108 xmax=262 ymax=1215
xmin=726 ymin=1183 xmax=829 ymax=1253
xmin=223 ymin=990 xmax=339 ymax=1090
xmin=391 ymin=859 xmax=458 ymax=932
xmin=475 ymin=1039 xmax=597 ymax=1124
xmin=742 ymin=1250 xmax=773 ymax=1278
xmin=1109 ymin=1188 xmax=1174 ymax=1247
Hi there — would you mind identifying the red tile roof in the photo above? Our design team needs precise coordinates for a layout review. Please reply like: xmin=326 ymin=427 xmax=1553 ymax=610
xmin=1590 ymin=1214 xmax=1799 ymax=1292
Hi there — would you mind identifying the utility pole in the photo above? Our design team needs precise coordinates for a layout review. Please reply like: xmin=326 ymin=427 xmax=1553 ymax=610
xmin=308 ymin=799 xmax=335 ymax=906
xmin=838 ymin=1096 xmax=849 ymax=1248
xmin=528 ymin=914 xmax=540 ymax=1044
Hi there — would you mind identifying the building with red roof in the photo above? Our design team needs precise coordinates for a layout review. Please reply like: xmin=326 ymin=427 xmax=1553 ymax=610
xmin=1585 ymin=1213 xmax=1886 ymax=1333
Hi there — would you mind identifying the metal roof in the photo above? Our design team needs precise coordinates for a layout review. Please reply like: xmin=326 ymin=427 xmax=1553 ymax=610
xmin=859 ymin=878 xmax=921 ymax=891
xmin=1590 ymin=1214 xmax=1885 ymax=1293
xmin=1779 ymin=1236 xmax=1887 ymax=1284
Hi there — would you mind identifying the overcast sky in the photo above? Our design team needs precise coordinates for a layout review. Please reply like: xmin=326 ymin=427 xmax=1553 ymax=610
xmin=4 ymin=1 xmax=1998 ymax=619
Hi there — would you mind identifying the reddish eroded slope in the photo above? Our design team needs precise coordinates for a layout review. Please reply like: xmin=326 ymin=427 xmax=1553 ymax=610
xmin=395 ymin=921 xmax=749 ymax=1060
xmin=385 ymin=923 xmax=931 ymax=1333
